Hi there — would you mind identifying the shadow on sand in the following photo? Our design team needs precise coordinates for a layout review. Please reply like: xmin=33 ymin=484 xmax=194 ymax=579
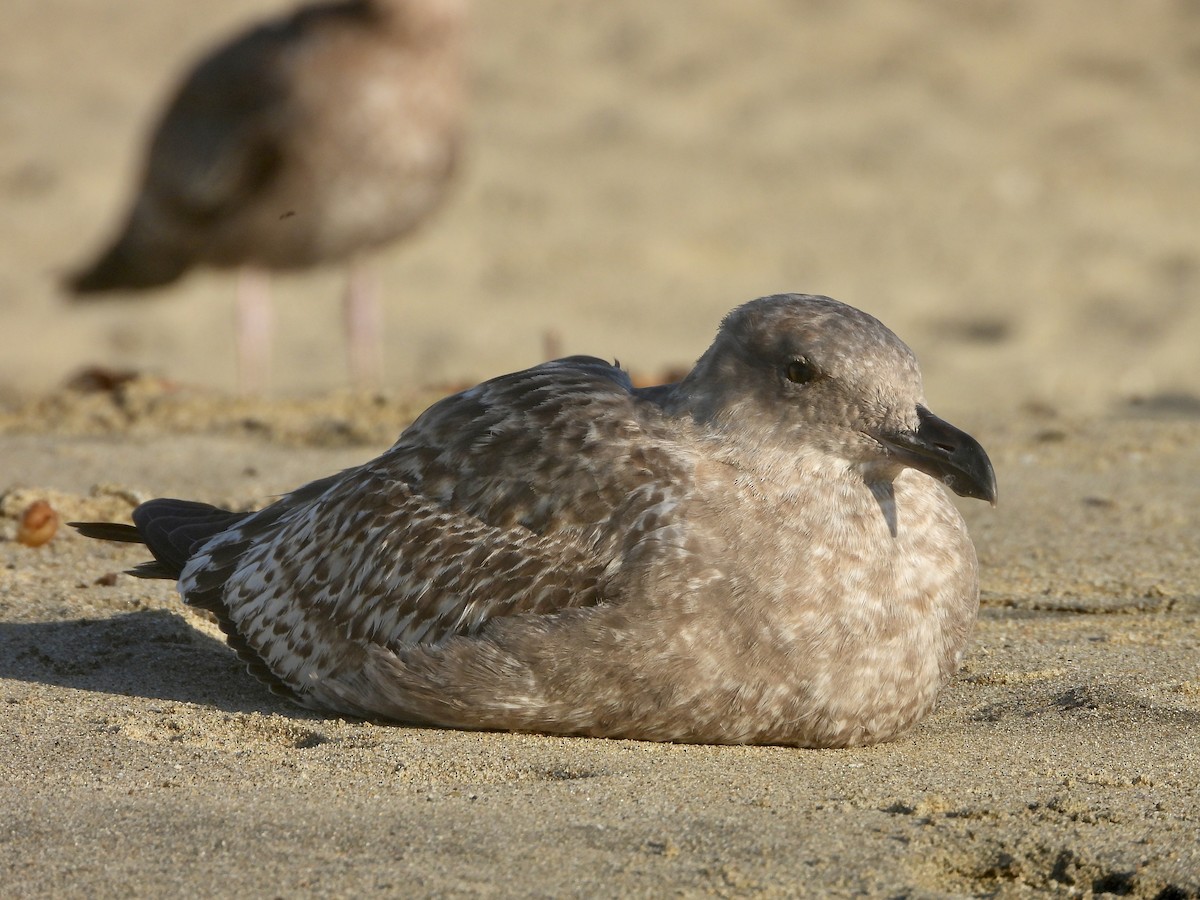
xmin=0 ymin=609 xmax=302 ymax=717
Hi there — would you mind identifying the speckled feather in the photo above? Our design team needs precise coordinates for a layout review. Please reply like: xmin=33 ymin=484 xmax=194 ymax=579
xmin=95 ymin=295 xmax=995 ymax=747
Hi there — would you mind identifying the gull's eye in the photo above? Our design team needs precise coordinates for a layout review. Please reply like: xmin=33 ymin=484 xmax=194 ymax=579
xmin=784 ymin=357 xmax=817 ymax=385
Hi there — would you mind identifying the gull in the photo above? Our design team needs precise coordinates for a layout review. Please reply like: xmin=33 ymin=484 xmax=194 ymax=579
xmin=66 ymin=0 xmax=467 ymax=391
xmin=74 ymin=294 xmax=996 ymax=747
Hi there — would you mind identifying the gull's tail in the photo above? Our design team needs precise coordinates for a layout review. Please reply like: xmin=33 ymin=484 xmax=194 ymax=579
xmin=70 ymin=500 xmax=250 ymax=580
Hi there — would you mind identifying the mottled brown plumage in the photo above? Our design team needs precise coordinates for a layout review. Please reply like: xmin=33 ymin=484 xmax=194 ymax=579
xmin=75 ymin=294 xmax=997 ymax=747
xmin=67 ymin=0 xmax=466 ymax=388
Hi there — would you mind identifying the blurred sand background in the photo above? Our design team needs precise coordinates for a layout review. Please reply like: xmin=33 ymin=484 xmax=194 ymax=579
xmin=2 ymin=0 xmax=1199 ymax=412
xmin=2 ymin=0 xmax=1200 ymax=896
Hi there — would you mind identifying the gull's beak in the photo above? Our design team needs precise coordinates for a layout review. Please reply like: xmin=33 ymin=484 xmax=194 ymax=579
xmin=878 ymin=406 xmax=998 ymax=505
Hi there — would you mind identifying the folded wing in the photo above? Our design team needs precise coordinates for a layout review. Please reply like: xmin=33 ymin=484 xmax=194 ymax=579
xmin=167 ymin=356 xmax=694 ymax=715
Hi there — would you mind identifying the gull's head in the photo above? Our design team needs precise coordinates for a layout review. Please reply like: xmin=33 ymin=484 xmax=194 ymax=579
xmin=678 ymin=294 xmax=997 ymax=504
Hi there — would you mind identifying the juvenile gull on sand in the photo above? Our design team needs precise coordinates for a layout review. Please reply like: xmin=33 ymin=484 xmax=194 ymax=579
xmin=75 ymin=294 xmax=996 ymax=748
xmin=67 ymin=0 xmax=466 ymax=390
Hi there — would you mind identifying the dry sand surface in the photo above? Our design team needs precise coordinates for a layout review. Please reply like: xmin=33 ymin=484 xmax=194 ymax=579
xmin=2 ymin=397 xmax=1199 ymax=897
xmin=2 ymin=0 xmax=1199 ymax=896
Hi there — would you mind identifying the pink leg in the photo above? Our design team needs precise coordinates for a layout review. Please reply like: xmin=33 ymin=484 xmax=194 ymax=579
xmin=236 ymin=266 xmax=272 ymax=394
xmin=344 ymin=258 xmax=384 ymax=388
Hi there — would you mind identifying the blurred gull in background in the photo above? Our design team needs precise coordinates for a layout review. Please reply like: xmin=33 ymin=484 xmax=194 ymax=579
xmin=67 ymin=0 xmax=467 ymax=392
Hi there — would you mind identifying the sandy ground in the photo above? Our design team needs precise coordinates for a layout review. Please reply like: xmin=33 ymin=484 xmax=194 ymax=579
xmin=2 ymin=0 xmax=1200 ymax=896
xmin=1 ymin=401 xmax=1199 ymax=897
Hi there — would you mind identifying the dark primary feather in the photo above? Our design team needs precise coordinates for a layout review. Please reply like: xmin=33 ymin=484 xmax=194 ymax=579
xmin=70 ymin=502 xmax=251 ymax=580
xmin=66 ymin=520 xmax=176 ymax=580
xmin=68 ymin=522 xmax=144 ymax=543
xmin=68 ymin=238 xmax=191 ymax=293
xmin=132 ymin=500 xmax=251 ymax=577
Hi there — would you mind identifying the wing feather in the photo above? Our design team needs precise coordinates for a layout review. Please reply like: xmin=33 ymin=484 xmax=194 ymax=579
xmin=144 ymin=26 xmax=294 ymax=225
xmin=171 ymin=357 xmax=696 ymax=714
xmin=381 ymin=356 xmax=691 ymax=554
xmin=183 ymin=470 xmax=610 ymax=713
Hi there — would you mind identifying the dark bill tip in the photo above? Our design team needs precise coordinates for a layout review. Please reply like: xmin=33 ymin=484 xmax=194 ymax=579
xmin=879 ymin=406 xmax=997 ymax=505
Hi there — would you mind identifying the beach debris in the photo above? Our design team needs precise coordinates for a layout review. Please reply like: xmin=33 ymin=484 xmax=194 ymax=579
xmin=17 ymin=499 xmax=59 ymax=547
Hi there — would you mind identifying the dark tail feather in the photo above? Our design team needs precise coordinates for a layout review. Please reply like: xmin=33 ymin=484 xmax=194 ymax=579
xmin=67 ymin=232 xmax=189 ymax=295
xmin=69 ymin=521 xmax=144 ymax=543
xmin=132 ymin=500 xmax=251 ymax=579
xmin=72 ymin=500 xmax=250 ymax=580
xmin=69 ymin=520 xmax=177 ymax=578
xmin=125 ymin=560 xmax=180 ymax=579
